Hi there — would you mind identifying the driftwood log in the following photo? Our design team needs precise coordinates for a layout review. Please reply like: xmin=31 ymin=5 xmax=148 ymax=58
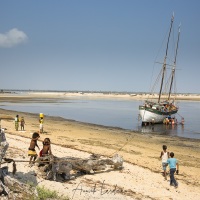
xmin=0 ymin=154 xmax=123 ymax=197
xmin=37 ymin=154 xmax=123 ymax=181
xmin=0 ymin=166 xmax=37 ymax=199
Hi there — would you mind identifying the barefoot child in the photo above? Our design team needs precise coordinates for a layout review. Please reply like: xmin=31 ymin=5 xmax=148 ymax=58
xmin=39 ymin=117 xmax=44 ymax=134
xmin=28 ymin=132 xmax=40 ymax=165
xmin=39 ymin=138 xmax=52 ymax=157
xmin=167 ymin=152 xmax=179 ymax=188
xmin=15 ymin=115 xmax=19 ymax=131
xmin=20 ymin=117 xmax=25 ymax=131
xmin=160 ymin=145 xmax=169 ymax=180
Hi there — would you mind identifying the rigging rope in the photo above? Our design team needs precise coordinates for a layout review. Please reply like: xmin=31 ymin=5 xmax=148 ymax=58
xmin=108 ymin=134 xmax=134 ymax=157
xmin=176 ymin=112 xmax=184 ymax=119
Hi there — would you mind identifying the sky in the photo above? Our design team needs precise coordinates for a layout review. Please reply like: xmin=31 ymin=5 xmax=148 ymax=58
xmin=0 ymin=0 xmax=200 ymax=93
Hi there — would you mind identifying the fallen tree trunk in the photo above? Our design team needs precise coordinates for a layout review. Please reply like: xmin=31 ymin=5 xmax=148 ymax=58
xmin=37 ymin=154 xmax=123 ymax=181
xmin=0 ymin=154 xmax=123 ymax=197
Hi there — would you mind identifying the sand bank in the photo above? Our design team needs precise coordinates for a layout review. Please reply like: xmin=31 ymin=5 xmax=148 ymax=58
xmin=0 ymin=108 xmax=200 ymax=199
xmin=1 ymin=91 xmax=200 ymax=101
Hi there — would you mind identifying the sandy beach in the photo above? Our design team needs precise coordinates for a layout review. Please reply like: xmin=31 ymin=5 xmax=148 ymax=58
xmin=0 ymin=93 xmax=200 ymax=199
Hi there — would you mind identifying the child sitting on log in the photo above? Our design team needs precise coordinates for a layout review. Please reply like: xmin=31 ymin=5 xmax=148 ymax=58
xmin=37 ymin=138 xmax=52 ymax=167
xmin=39 ymin=138 xmax=52 ymax=157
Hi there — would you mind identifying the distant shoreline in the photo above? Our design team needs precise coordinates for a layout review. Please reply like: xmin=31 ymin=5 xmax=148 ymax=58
xmin=0 ymin=91 xmax=200 ymax=101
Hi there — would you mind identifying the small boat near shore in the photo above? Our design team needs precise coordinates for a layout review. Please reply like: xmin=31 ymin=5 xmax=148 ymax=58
xmin=139 ymin=14 xmax=180 ymax=125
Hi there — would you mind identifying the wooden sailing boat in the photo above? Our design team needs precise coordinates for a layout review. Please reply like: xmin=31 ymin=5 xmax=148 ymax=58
xmin=139 ymin=14 xmax=180 ymax=124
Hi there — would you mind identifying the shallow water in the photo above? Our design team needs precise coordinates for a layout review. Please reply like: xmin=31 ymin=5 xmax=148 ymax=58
xmin=0 ymin=98 xmax=200 ymax=139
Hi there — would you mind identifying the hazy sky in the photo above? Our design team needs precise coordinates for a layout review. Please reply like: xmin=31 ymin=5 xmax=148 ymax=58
xmin=0 ymin=0 xmax=199 ymax=93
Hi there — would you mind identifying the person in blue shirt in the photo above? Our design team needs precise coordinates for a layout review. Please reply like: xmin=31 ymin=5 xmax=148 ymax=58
xmin=167 ymin=152 xmax=179 ymax=188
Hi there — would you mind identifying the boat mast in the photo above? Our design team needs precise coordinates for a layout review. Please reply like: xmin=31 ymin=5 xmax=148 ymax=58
xmin=168 ymin=24 xmax=181 ymax=100
xmin=158 ymin=14 xmax=174 ymax=103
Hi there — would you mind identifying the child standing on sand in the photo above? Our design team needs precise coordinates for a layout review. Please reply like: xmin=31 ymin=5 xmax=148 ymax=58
xmin=160 ymin=145 xmax=169 ymax=180
xmin=39 ymin=117 xmax=44 ymax=133
xmin=28 ymin=132 xmax=40 ymax=165
xmin=20 ymin=117 xmax=25 ymax=131
xmin=15 ymin=115 xmax=19 ymax=131
xmin=167 ymin=152 xmax=179 ymax=188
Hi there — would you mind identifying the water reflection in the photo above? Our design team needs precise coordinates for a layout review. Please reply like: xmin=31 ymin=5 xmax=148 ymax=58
xmin=138 ymin=123 xmax=184 ymax=137
xmin=138 ymin=123 xmax=200 ymax=139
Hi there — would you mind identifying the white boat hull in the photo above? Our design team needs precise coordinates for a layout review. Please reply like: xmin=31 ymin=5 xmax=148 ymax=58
xmin=139 ymin=107 xmax=177 ymax=124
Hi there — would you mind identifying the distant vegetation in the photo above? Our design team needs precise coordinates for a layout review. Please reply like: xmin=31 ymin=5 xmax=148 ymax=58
xmin=1 ymin=89 xmax=199 ymax=95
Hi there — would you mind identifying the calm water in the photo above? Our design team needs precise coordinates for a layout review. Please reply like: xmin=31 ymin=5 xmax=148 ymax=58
xmin=0 ymin=99 xmax=200 ymax=139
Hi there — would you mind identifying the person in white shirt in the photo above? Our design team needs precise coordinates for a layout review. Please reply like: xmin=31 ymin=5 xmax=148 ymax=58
xmin=160 ymin=145 xmax=169 ymax=180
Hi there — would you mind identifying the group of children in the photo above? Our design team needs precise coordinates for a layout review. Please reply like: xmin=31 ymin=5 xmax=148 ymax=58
xmin=163 ymin=116 xmax=185 ymax=126
xmin=27 ymin=133 xmax=179 ymax=188
xmin=28 ymin=132 xmax=52 ymax=165
xmin=15 ymin=115 xmax=25 ymax=131
xmin=160 ymin=145 xmax=179 ymax=188
xmin=24 ymin=117 xmax=180 ymax=188
xmin=15 ymin=114 xmax=44 ymax=133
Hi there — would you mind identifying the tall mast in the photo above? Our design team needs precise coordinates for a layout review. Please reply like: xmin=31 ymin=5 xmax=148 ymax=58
xmin=168 ymin=24 xmax=181 ymax=100
xmin=158 ymin=14 xmax=174 ymax=103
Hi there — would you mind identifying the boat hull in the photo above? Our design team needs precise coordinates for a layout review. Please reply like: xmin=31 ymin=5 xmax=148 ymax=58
xmin=139 ymin=106 xmax=178 ymax=124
